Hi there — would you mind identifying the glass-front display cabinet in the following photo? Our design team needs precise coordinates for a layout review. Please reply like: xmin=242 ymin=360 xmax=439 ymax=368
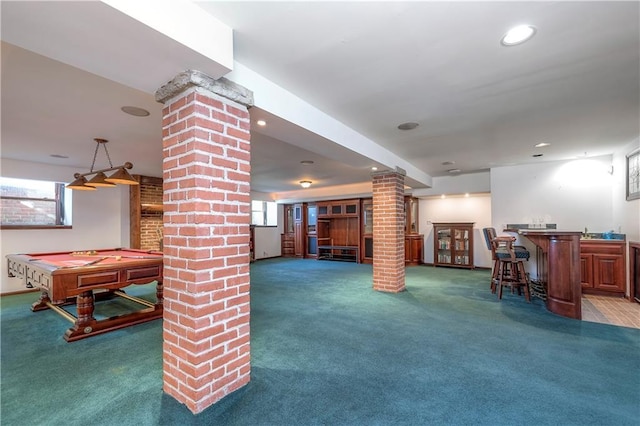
xmin=361 ymin=199 xmax=374 ymax=263
xmin=432 ymin=222 xmax=474 ymax=269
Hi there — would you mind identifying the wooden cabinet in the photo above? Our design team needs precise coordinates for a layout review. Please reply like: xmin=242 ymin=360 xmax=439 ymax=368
xmin=405 ymin=234 xmax=424 ymax=266
xmin=405 ymin=196 xmax=419 ymax=235
xmin=360 ymin=197 xmax=422 ymax=265
xmin=283 ymin=196 xmax=423 ymax=266
xmin=361 ymin=199 xmax=373 ymax=263
xmin=306 ymin=204 xmax=318 ymax=259
xmin=580 ymin=240 xmax=626 ymax=295
xmin=630 ymin=242 xmax=640 ymax=303
xmin=433 ymin=222 xmax=474 ymax=269
xmin=294 ymin=203 xmax=305 ymax=258
xmin=317 ymin=199 xmax=359 ymax=217
xmin=281 ymin=204 xmax=296 ymax=257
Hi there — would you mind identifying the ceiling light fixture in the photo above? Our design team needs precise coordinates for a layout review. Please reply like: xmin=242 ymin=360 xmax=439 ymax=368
xmin=300 ymin=160 xmax=314 ymax=165
xmin=121 ymin=106 xmax=150 ymax=117
xmin=371 ymin=166 xmax=378 ymax=171
xmin=299 ymin=180 xmax=312 ymax=188
xmin=67 ymin=138 xmax=139 ymax=190
xmin=397 ymin=122 xmax=419 ymax=131
xmin=448 ymin=168 xmax=462 ymax=174
xmin=501 ymin=24 xmax=537 ymax=46
xmin=441 ymin=161 xmax=455 ymax=166
xmin=257 ymin=120 xmax=266 ymax=126
xmin=534 ymin=142 xmax=550 ymax=148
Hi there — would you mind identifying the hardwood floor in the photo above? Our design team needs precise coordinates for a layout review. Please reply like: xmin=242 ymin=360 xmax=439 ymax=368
xmin=582 ymin=295 xmax=640 ymax=329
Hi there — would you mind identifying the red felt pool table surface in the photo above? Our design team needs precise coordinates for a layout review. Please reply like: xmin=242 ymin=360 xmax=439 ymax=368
xmin=6 ymin=248 xmax=164 ymax=342
xmin=23 ymin=249 xmax=162 ymax=268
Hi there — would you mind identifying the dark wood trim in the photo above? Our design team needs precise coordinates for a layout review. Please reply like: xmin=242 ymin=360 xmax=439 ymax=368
xmin=0 ymin=225 xmax=72 ymax=230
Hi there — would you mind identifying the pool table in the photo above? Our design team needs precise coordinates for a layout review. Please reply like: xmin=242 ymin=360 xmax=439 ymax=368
xmin=6 ymin=248 xmax=163 ymax=342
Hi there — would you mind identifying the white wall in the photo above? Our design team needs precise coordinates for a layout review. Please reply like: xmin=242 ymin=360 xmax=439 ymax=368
xmin=419 ymin=194 xmax=492 ymax=268
xmin=249 ymin=191 xmax=282 ymax=260
xmin=253 ymin=226 xmax=281 ymax=260
xmin=491 ymin=155 xmax=615 ymax=233
xmin=612 ymin=139 xmax=640 ymax=242
xmin=1 ymin=159 xmax=128 ymax=293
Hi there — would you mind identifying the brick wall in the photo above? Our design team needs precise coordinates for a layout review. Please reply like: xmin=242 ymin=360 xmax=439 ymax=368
xmin=160 ymin=84 xmax=251 ymax=414
xmin=140 ymin=178 xmax=163 ymax=251
xmin=372 ymin=170 xmax=406 ymax=292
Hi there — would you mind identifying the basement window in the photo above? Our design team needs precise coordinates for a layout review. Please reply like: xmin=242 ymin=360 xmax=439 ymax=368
xmin=251 ymin=200 xmax=277 ymax=226
xmin=0 ymin=177 xmax=72 ymax=229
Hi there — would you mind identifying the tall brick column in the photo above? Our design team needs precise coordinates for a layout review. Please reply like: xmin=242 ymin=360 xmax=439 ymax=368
xmin=372 ymin=169 xmax=406 ymax=293
xmin=155 ymin=70 xmax=254 ymax=414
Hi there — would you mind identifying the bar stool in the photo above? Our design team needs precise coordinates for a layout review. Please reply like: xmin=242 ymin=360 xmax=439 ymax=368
xmin=482 ymin=227 xmax=530 ymax=294
xmin=493 ymin=236 xmax=531 ymax=302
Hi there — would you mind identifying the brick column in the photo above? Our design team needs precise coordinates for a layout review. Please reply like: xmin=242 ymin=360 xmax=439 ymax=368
xmin=155 ymin=71 xmax=253 ymax=414
xmin=372 ymin=169 xmax=406 ymax=293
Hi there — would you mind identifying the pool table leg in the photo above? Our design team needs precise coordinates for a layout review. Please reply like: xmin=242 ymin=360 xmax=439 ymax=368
xmin=31 ymin=291 xmax=52 ymax=311
xmin=156 ymin=280 xmax=164 ymax=306
xmin=76 ymin=290 xmax=96 ymax=325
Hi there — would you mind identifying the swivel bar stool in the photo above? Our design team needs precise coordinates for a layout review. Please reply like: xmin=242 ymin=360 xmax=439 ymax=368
xmin=493 ymin=236 xmax=531 ymax=302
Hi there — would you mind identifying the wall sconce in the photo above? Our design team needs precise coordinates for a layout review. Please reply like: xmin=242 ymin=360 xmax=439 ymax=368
xmin=299 ymin=180 xmax=312 ymax=188
xmin=67 ymin=138 xmax=139 ymax=190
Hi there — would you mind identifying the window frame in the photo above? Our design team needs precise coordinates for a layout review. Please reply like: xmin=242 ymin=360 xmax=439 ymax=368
xmin=250 ymin=200 xmax=277 ymax=227
xmin=1 ymin=179 xmax=71 ymax=230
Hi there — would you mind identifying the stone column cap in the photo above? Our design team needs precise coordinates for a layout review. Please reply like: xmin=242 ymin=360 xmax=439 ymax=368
xmin=156 ymin=70 xmax=254 ymax=107
xmin=371 ymin=166 xmax=406 ymax=178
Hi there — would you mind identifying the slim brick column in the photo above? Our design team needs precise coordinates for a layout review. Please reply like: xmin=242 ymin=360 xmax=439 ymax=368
xmin=372 ymin=169 xmax=406 ymax=293
xmin=155 ymin=71 xmax=254 ymax=414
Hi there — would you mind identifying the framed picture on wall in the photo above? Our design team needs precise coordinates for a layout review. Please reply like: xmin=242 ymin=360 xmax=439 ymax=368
xmin=627 ymin=147 xmax=640 ymax=201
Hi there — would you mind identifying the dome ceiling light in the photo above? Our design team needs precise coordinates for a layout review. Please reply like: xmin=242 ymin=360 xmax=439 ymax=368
xmin=501 ymin=24 xmax=537 ymax=46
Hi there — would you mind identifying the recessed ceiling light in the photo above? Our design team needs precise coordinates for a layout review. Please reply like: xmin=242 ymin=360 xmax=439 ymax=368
xmin=441 ymin=161 xmax=455 ymax=166
xmin=300 ymin=160 xmax=314 ymax=165
xmin=501 ymin=24 xmax=536 ymax=46
xmin=371 ymin=166 xmax=378 ymax=171
xmin=397 ymin=122 xmax=419 ymax=131
xmin=532 ymin=154 xmax=544 ymax=158
xmin=534 ymin=142 xmax=550 ymax=148
xmin=121 ymin=106 xmax=150 ymax=117
xmin=256 ymin=120 xmax=266 ymax=126
xmin=448 ymin=169 xmax=461 ymax=173
xmin=50 ymin=154 xmax=69 ymax=159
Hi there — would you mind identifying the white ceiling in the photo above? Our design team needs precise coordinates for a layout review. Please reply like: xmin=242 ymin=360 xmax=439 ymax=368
xmin=1 ymin=1 xmax=639 ymax=197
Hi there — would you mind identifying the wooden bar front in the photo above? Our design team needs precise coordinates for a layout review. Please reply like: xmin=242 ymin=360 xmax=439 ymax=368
xmin=519 ymin=230 xmax=582 ymax=319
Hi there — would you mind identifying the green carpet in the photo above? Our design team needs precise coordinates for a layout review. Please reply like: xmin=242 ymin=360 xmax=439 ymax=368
xmin=2 ymin=258 xmax=639 ymax=425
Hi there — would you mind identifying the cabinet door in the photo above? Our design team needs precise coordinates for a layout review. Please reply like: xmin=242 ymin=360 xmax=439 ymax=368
xmin=452 ymin=227 xmax=470 ymax=266
xmin=344 ymin=202 xmax=358 ymax=216
xmin=306 ymin=205 xmax=317 ymax=258
xmin=580 ymin=254 xmax=594 ymax=289
xmin=317 ymin=204 xmax=329 ymax=217
xmin=405 ymin=235 xmax=423 ymax=265
xmin=294 ymin=204 xmax=304 ymax=257
xmin=593 ymin=254 xmax=624 ymax=292
xmin=435 ymin=227 xmax=452 ymax=265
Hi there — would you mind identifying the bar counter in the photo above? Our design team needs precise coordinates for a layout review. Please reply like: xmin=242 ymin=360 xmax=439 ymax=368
xmin=518 ymin=229 xmax=583 ymax=319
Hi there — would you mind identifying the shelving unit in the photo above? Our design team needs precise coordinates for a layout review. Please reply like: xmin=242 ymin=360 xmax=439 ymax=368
xmin=129 ymin=175 xmax=163 ymax=251
xmin=433 ymin=222 xmax=474 ymax=269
